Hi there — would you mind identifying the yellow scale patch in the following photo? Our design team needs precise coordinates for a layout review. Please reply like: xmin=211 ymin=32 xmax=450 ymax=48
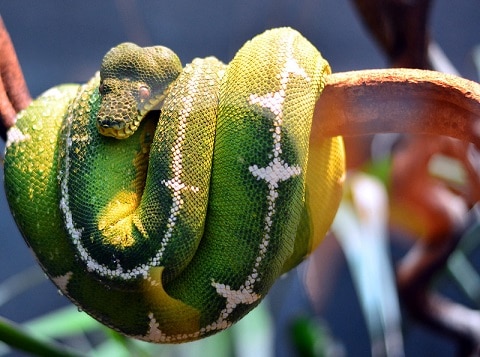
xmin=98 ymin=190 xmax=142 ymax=248
xmin=97 ymin=118 xmax=155 ymax=249
xmin=142 ymin=267 xmax=201 ymax=342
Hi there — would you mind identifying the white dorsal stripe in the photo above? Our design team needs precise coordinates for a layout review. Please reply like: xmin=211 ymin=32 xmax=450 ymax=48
xmin=209 ymin=42 xmax=309 ymax=331
xmin=159 ymin=72 xmax=201 ymax=259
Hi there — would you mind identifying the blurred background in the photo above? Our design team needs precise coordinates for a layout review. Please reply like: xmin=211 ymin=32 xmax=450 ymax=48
xmin=0 ymin=1 xmax=480 ymax=356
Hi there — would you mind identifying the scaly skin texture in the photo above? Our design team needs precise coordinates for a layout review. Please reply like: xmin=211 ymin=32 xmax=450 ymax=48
xmin=4 ymin=28 xmax=345 ymax=343
xmin=97 ymin=43 xmax=182 ymax=138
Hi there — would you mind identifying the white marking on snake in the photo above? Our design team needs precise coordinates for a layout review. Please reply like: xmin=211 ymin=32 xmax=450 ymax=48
xmin=143 ymin=312 xmax=167 ymax=342
xmin=52 ymin=272 xmax=73 ymax=291
xmin=208 ymin=40 xmax=310 ymax=332
xmin=60 ymin=105 xmax=86 ymax=253
xmin=159 ymin=80 xmax=200 ymax=258
xmin=5 ymin=127 xmax=31 ymax=148
xmin=141 ymin=312 xmax=202 ymax=343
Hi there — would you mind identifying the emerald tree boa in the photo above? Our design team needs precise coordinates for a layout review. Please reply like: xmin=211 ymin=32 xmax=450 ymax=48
xmin=4 ymin=28 xmax=344 ymax=342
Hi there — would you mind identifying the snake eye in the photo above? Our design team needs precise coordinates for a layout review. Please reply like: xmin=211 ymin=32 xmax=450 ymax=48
xmin=99 ymin=83 xmax=105 ymax=95
xmin=138 ymin=86 xmax=151 ymax=102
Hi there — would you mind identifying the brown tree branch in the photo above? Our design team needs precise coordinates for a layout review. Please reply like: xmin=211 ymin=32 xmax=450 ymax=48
xmin=350 ymin=0 xmax=433 ymax=68
xmin=0 ymin=16 xmax=31 ymax=141
xmin=313 ymin=69 xmax=480 ymax=146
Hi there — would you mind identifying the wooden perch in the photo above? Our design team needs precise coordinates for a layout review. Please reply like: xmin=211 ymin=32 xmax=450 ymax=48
xmin=0 ymin=16 xmax=31 ymax=141
xmin=313 ymin=69 xmax=480 ymax=146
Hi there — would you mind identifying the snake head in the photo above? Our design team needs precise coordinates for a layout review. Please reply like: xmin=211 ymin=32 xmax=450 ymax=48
xmin=97 ymin=42 xmax=182 ymax=139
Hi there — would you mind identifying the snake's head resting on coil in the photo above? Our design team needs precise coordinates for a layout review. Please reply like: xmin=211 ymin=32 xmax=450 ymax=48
xmin=97 ymin=42 xmax=182 ymax=139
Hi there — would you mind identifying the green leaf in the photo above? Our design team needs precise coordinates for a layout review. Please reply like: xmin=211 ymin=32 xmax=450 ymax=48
xmin=24 ymin=306 xmax=102 ymax=339
xmin=0 ymin=316 xmax=83 ymax=357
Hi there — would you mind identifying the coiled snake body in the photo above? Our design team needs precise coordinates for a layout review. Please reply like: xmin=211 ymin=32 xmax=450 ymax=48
xmin=4 ymin=28 xmax=344 ymax=342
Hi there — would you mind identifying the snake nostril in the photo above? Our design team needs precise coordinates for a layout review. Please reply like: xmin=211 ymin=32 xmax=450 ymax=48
xmin=99 ymin=119 xmax=111 ymax=128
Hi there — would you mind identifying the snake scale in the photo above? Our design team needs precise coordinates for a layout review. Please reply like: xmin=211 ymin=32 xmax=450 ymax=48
xmin=4 ymin=28 xmax=344 ymax=342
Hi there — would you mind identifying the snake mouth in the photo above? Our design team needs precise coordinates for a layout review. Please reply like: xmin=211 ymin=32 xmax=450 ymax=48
xmin=98 ymin=118 xmax=126 ymax=130
xmin=98 ymin=126 xmax=136 ymax=139
xmin=96 ymin=117 xmax=135 ymax=139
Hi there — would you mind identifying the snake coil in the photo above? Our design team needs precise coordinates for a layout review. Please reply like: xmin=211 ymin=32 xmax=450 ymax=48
xmin=4 ymin=28 xmax=344 ymax=343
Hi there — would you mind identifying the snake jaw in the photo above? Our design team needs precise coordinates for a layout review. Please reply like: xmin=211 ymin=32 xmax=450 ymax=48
xmin=96 ymin=88 xmax=140 ymax=139
xmin=97 ymin=121 xmax=132 ymax=139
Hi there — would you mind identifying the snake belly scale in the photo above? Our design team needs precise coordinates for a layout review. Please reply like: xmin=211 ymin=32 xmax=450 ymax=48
xmin=4 ymin=28 xmax=345 ymax=342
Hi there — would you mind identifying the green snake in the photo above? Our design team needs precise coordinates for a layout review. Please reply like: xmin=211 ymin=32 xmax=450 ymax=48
xmin=4 ymin=28 xmax=344 ymax=343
